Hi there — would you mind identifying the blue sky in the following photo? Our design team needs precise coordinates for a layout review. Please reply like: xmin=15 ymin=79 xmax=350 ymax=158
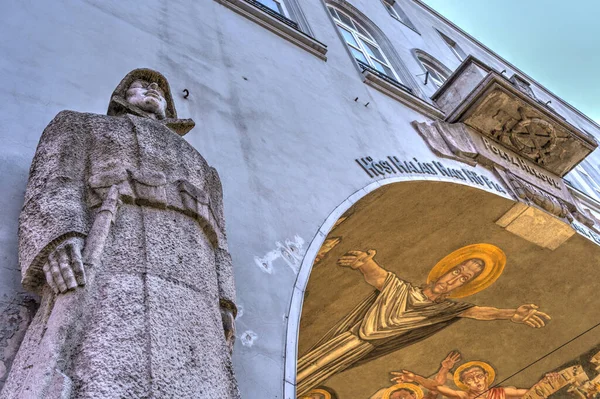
xmin=421 ymin=0 xmax=600 ymax=124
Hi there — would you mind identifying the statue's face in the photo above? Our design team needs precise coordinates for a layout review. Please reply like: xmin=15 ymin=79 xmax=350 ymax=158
xmin=126 ymin=79 xmax=167 ymax=119
xmin=430 ymin=259 xmax=483 ymax=295
xmin=460 ymin=367 xmax=488 ymax=393
xmin=390 ymin=389 xmax=416 ymax=399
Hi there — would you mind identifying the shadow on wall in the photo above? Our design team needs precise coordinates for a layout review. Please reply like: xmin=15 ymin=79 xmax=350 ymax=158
xmin=0 ymin=292 xmax=38 ymax=390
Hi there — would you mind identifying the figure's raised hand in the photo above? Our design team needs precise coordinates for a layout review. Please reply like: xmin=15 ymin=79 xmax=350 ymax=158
xmin=441 ymin=351 xmax=461 ymax=370
xmin=43 ymin=237 xmax=86 ymax=294
xmin=337 ymin=249 xmax=376 ymax=270
xmin=511 ymin=304 xmax=551 ymax=328
xmin=391 ymin=370 xmax=416 ymax=384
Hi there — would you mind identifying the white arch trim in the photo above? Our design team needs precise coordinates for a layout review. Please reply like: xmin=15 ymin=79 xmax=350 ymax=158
xmin=282 ymin=173 xmax=513 ymax=398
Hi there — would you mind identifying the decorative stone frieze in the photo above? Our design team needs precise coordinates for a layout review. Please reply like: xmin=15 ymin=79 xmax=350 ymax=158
xmin=432 ymin=56 xmax=597 ymax=176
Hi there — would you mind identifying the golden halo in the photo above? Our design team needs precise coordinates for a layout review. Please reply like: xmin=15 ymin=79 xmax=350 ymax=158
xmin=427 ymin=244 xmax=506 ymax=298
xmin=453 ymin=361 xmax=496 ymax=391
xmin=383 ymin=383 xmax=424 ymax=399
xmin=300 ymin=388 xmax=332 ymax=399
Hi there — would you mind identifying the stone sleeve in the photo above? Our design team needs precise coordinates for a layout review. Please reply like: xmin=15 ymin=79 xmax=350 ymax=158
xmin=207 ymin=166 xmax=226 ymax=234
xmin=18 ymin=110 xmax=90 ymax=290
xmin=215 ymin=248 xmax=237 ymax=317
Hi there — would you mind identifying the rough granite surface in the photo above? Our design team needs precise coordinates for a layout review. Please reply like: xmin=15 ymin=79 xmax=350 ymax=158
xmin=1 ymin=69 xmax=239 ymax=398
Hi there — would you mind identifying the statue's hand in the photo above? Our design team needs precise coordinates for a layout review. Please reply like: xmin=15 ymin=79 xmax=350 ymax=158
xmin=220 ymin=307 xmax=236 ymax=354
xmin=43 ymin=237 xmax=86 ymax=294
xmin=390 ymin=370 xmax=416 ymax=384
xmin=511 ymin=304 xmax=551 ymax=328
xmin=337 ymin=249 xmax=376 ymax=269
xmin=441 ymin=351 xmax=461 ymax=370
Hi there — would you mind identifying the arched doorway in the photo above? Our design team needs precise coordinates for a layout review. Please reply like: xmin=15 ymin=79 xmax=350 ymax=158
xmin=285 ymin=178 xmax=600 ymax=399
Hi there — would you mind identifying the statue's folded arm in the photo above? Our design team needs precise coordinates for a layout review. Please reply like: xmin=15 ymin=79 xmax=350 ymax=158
xmin=19 ymin=111 xmax=90 ymax=290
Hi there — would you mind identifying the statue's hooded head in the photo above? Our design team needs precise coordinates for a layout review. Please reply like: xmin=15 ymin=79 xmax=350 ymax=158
xmin=107 ymin=68 xmax=177 ymax=120
xmin=107 ymin=68 xmax=195 ymax=135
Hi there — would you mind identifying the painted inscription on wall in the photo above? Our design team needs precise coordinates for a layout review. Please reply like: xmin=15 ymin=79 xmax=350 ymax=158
xmin=356 ymin=156 xmax=507 ymax=195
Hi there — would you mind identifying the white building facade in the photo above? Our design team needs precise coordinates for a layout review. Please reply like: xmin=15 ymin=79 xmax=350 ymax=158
xmin=1 ymin=1 xmax=600 ymax=398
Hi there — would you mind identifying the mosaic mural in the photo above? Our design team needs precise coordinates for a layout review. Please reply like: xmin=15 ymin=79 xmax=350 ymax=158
xmin=296 ymin=182 xmax=600 ymax=399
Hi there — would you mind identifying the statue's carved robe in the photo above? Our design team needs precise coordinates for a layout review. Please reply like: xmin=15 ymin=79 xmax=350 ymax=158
xmin=3 ymin=111 xmax=239 ymax=398
xmin=297 ymin=273 xmax=473 ymax=396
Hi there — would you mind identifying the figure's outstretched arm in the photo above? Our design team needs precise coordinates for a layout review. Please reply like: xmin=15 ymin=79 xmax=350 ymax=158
xmin=503 ymin=373 xmax=562 ymax=399
xmin=423 ymin=351 xmax=462 ymax=399
xmin=337 ymin=249 xmax=387 ymax=290
xmin=459 ymin=304 xmax=550 ymax=328
xmin=503 ymin=387 xmax=528 ymax=399
xmin=391 ymin=371 xmax=466 ymax=399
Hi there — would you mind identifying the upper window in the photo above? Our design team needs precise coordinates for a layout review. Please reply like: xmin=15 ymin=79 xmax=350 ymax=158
xmin=328 ymin=6 xmax=400 ymax=81
xmin=579 ymin=168 xmax=600 ymax=197
xmin=382 ymin=0 xmax=417 ymax=31
xmin=257 ymin=0 xmax=290 ymax=18
xmin=419 ymin=58 xmax=448 ymax=88
xmin=437 ymin=30 xmax=466 ymax=61
xmin=414 ymin=51 xmax=451 ymax=90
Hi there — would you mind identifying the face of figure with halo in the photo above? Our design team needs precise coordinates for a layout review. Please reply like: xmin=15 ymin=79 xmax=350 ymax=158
xmin=390 ymin=389 xmax=417 ymax=399
xmin=126 ymin=79 xmax=167 ymax=120
xmin=459 ymin=366 xmax=489 ymax=393
xmin=429 ymin=258 xmax=484 ymax=295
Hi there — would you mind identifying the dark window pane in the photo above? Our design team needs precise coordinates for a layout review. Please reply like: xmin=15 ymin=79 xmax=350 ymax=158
xmin=361 ymin=39 xmax=384 ymax=61
xmin=258 ymin=0 xmax=284 ymax=14
xmin=351 ymin=48 xmax=368 ymax=64
xmin=338 ymin=26 xmax=359 ymax=48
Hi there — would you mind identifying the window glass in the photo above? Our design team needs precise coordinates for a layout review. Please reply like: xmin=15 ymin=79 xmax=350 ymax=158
xmin=351 ymin=48 xmax=368 ymax=64
xmin=337 ymin=12 xmax=355 ymax=29
xmin=259 ymin=0 xmax=285 ymax=14
xmin=339 ymin=27 xmax=359 ymax=47
xmin=438 ymin=31 xmax=466 ymax=61
xmin=328 ymin=7 xmax=338 ymax=19
xmin=361 ymin=39 xmax=384 ymax=61
xmin=327 ymin=6 xmax=400 ymax=82
xmin=383 ymin=1 xmax=417 ymax=31
xmin=355 ymin=23 xmax=371 ymax=39
xmin=419 ymin=58 xmax=448 ymax=88
xmin=372 ymin=60 xmax=394 ymax=77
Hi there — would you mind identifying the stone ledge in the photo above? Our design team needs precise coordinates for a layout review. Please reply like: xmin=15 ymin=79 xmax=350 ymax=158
xmin=361 ymin=69 xmax=445 ymax=119
xmin=215 ymin=0 xmax=328 ymax=60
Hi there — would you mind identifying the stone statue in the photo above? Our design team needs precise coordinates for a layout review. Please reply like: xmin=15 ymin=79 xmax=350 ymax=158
xmin=1 ymin=69 xmax=239 ymax=398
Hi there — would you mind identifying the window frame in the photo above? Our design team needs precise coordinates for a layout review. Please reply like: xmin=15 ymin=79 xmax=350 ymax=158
xmin=419 ymin=59 xmax=448 ymax=88
xmin=437 ymin=30 xmax=466 ymax=61
xmin=578 ymin=168 xmax=600 ymax=197
xmin=258 ymin=0 xmax=291 ymax=18
xmin=381 ymin=0 xmax=419 ymax=33
xmin=214 ymin=0 xmax=327 ymax=60
xmin=328 ymin=5 xmax=401 ymax=82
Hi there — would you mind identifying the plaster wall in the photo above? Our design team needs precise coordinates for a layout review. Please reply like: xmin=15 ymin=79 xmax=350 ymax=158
xmin=0 ymin=0 xmax=596 ymax=397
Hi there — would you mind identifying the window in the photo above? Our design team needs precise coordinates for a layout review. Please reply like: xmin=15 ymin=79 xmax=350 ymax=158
xmin=328 ymin=6 xmax=400 ymax=81
xmin=215 ymin=0 xmax=327 ymax=59
xmin=437 ymin=31 xmax=466 ymax=61
xmin=419 ymin=59 xmax=448 ymax=88
xmin=257 ymin=0 xmax=290 ymax=17
xmin=414 ymin=51 xmax=451 ymax=89
xmin=579 ymin=168 xmax=600 ymax=196
xmin=382 ymin=0 xmax=417 ymax=32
